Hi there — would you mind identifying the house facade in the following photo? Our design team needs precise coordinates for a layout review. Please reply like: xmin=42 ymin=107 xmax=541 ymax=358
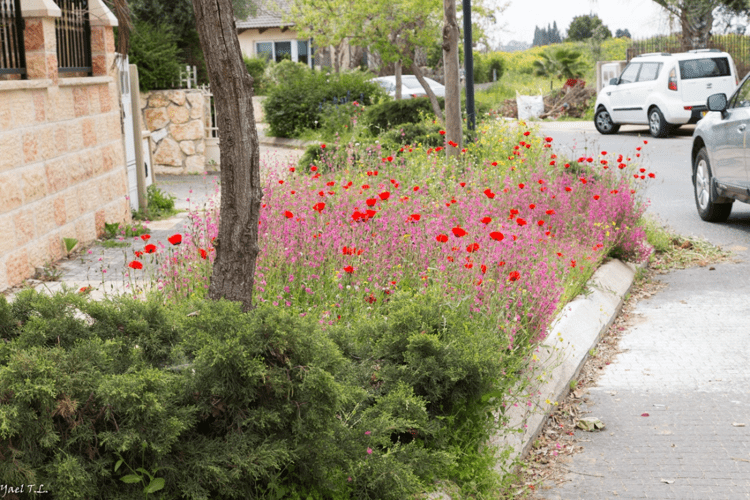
xmin=0 ymin=0 xmax=130 ymax=292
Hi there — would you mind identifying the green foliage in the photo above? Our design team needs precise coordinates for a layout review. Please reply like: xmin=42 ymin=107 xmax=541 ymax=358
xmin=243 ymin=55 xmax=268 ymax=95
xmin=567 ymin=14 xmax=612 ymax=42
xmin=132 ymin=185 xmax=178 ymax=221
xmin=365 ymin=97 xmax=444 ymax=135
xmin=533 ymin=46 xmax=589 ymax=82
xmin=0 ymin=289 xmax=511 ymax=498
xmin=473 ymin=51 xmax=505 ymax=83
xmin=103 ymin=221 xmax=150 ymax=240
xmin=128 ymin=21 xmax=182 ymax=92
xmin=264 ymin=69 xmax=384 ymax=137
xmin=63 ymin=238 xmax=78 ymax=254
xmin=380 ymin=121 xmax=446 ymax=148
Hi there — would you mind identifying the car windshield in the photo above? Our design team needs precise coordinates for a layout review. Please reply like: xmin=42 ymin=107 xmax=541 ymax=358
xmin=401 ymin=77 xmax=424 ymax=90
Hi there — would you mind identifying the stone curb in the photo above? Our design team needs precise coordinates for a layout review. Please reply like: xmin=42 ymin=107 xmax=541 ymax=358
xmin=490 ymin=258 xmax=645 ymax=470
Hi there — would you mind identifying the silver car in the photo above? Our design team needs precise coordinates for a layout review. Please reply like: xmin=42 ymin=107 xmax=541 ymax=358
xmin=692 ymin=74 xmax=750 ymax=222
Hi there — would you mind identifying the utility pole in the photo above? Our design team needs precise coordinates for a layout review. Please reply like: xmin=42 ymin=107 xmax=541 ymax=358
xmin=463 ymin=0 xmax=475 ymax=131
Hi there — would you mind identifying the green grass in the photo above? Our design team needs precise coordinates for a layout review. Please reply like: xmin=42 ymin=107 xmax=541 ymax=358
xmin=100 ymin=240 xmax=131 ymax=248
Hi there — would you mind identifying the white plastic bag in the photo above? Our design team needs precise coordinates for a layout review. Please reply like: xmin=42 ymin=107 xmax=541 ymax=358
xmin=516 ymin=93 xmax=544 ymax=120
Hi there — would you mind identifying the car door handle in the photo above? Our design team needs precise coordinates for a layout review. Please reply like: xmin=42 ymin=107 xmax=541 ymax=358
xmin=739 ymin=124 xmax=747 ymax=132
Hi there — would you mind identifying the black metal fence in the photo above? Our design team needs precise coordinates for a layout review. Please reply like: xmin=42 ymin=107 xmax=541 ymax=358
xmin=56 ymin=0 xmax=92 ymax=75
xmin=628 ymin=34 xmax=750 ymax=80
xmin=0 ymin=0 xmax=26 ymax=77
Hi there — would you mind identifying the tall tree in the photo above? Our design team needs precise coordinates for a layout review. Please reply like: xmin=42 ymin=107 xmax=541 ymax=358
xmin=567 ymin=14 xmax=611 ymax=41
xmin=650 ymin=0 xmax=749 ymax=49
xmin=287 ymin=0 xmax=351 ymax=72
xmin=443 ymin=0 xmax=461 ymax=156
xmin=615 ymin=28 xmax=633 ymax=38
xmin=192 ymin=0 xmax=262 ymax=311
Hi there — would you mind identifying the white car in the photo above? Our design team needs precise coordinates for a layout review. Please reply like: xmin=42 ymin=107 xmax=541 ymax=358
xmin=594 ymin=49 xmax=739 ymax=138
xmin=372 ymin=75 xmax=445 ymax=99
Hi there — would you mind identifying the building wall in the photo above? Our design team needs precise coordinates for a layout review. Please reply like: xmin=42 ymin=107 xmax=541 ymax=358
xmin=0 ymin=0 xmax=129 ymax=292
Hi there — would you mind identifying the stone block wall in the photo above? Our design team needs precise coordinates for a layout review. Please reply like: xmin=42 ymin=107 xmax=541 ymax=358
xmin=141 ymin=89 xmax=211 ymax=174
xmin=0 ymin=0 xmax=129 ymax=292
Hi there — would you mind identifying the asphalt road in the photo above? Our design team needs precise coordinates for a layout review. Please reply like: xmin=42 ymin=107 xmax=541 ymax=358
xmin=536 ymin=122 xmax=750 ymax=254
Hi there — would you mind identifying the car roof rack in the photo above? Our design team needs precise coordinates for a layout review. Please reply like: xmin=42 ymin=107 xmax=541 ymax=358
xmin=634 ymin=52 xmax=671 ymax=57
xmin=687 ymin=48 xmax=721 ymax=53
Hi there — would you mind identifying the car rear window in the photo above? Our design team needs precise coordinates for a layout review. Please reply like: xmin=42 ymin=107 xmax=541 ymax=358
xmin=679 ymin=58 xmax=731 ymax=80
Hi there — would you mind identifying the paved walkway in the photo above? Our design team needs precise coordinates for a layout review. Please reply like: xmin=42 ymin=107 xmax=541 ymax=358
xmin=6 ymin=144 xmax=303 ymax=301
xmin=540 ymin=259 xmax=750 ymax=499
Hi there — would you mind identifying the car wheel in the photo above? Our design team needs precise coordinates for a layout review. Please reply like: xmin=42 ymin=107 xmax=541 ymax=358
xmin=694 ymin=148 xmax=732 ymax=222
xmin=648 ymin=107 xmax=669 ymax=138
xmin=594 ymin=108 xmax=620 ymax=135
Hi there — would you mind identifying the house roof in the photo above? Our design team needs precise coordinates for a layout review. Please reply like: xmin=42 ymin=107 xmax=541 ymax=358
xmin=236 ymin=0 xmax=294 ymax=29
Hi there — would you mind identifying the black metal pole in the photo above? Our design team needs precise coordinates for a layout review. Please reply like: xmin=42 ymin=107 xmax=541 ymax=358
xmin=462 ymin=0 xmax=475 ymax=131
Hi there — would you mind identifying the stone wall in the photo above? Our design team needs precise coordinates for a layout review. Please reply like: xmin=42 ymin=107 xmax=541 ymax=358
xmin=0 ymin=0 xmax=129 ymax=293
xmin=141 ymin=89 xmax=210 ymax=174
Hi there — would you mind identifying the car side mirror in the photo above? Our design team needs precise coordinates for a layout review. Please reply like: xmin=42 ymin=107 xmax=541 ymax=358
xmin=707 ymin=93 xmax=728 ymax=117
xmin=609 ymin=78 xmax=619 ymax=86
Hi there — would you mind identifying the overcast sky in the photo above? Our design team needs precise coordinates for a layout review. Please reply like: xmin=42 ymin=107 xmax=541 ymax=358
xmin=494 ymin=0 xmax=674 ymax=46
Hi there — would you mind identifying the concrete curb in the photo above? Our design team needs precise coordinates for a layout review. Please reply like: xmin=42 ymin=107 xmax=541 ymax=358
xmin=258 ymin=135 xmax=314 ymax=150
xmin=490 ymin=258 xmax=644 ymax=469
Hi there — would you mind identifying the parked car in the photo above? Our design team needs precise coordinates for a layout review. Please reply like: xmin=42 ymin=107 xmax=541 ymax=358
xmin=691 ymin=73 xmax=750 ymax=222
xmin=594 ymin=49 xmax=739 ymax=138
xmin=372 ymin=75 xmax=446 ymax=99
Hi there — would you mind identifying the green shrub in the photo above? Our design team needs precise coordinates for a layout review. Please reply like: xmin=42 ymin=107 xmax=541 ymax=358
xmin=242 ymin=55 xmax=268 ymax=94
xmin=132 ymin=185 xmax=178 ymax=221
xmin=365 ymin=97 xmax=445 ymax=135
xmin=264 ymin=69 xmax=384 ymax=137
xmin=0 ymin=289 xmax=510 ymax=498
xmin=380 ymin=121 xmax=445 ymax=147
xmin=129 ymin=21 xmax=182 ymax=92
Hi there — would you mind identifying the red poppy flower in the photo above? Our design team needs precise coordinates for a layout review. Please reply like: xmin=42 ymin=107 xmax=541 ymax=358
xmin=291 ymin=190 xmax=296 ymax=194
xmin=313 ymin=202 xmax=326 ymax=213
xmin=311 ymin=166 xmax=318 ymax=171
xmin=278 ymin=180 xmax=284 ymax=184
xmin=648 ymin=173 xmax=655 ymax=178
xmin=199 ymin=249 xmax=208 ymax=259
xmin=466 ymin=242 xmax=480 ymax=253
xmin=545 ymin=137 xmax=553 ymax=143
xmin=564 ymin=163 xmax=570 ymax=168
xmin=387 ymin=156 xmax=394 ymax=162
xmin=481 ymin=217 xmax=492 ymax=224
xmin=413 ymin=186 xmax=420 ymax=192
xmin=326 ymin=181 xmax=335 ymax=187
xmin=565 ymin=187 xmax=572 ymax=192
xmin=361 ymin=184 xmax=370 ymax=190
xmin=570 ymin=260 xmax=577 ymax=267
xmin=464 ymin=262 xmax=473 ymax=269
xmin=366 ymin=198 xmax=377 ymax=207
xmin=491 ymin=161 xmax=498 ymax=167
xmin=128 ymin=260 xmax=143 ymax=270
xmin=546 ymin=209 xmax=556 ymax=215
xmin=523 ymin=131 xmax=530 ymax=136
xmin=79 ymin=286 xmax=92 ymax=294
xmin=436 ymin=234 xmax=449 ymax=243
xmin=408 ymin=214 xmax=421 ymax=222
xmin=343 ymin=265 xmax=354 ymax=273
xmin=489 ymin=231 xmax=504 ymax=241
xmin=508 ymin=271 xmax=520 ymax=281
xmin=168 ymin=234 xmax=182 ymax=246
xmin=498 ymin=261 xmax=506 ymax=266
xmin=284 ymin=211 xmax=294 ymax=219
xmin=435 ymin=146 xmax=443 ymax=152
xmin=439 ymin=130 xmax=446 ymax=135
xmin=447 ymin=256 xmax=454 ymax=262
xmin=144 ymin=244 xmax=156 ymax=254
xmin=459 ymin=182 xmax=466 ymax=187
xmin=593 ymin=195 xmax=600 ymax=200
xmin=289 ymin=167 xmax=295 ymax=172
xmin=452 ymin=227 xmax=467 ymax=238
xmin=364 ymin=294 xmax=377 ymax=304
xmin=484 ymin=188 xmax=496 ymax=199
xmin=536 ymin=220 xmax=544 ymax=227
xmin=379 ymin=192 xmax=390 ymax=200
xmin=351 ymin=211 xmax=364 ymax=221
xmin=134 ymin=251 xmax=144 ymax=258
xmin=481 ymin=264 xmax=487 ymax=274
xmin=321 ymin=144 xmax=326 ymax=149
xmin=140 ymin=234 xmax=151 ymax=241
xmin=365 ymin=209 xmax=376 ymax=219
xmin=518 ymin=183 xmax=525 ymax=189
xmin=516 ymin=218 xmax=527 ymax=227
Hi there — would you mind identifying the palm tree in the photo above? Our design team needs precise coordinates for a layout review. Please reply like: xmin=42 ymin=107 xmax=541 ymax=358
xmin=533 ymin=47 xmax=588 ymax=90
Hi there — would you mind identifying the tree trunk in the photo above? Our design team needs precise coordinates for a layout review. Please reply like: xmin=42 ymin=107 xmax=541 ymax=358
xmin=192 ymin=0 xmax=262 ymax=312
xmin=679 ymin=0 xmax=714 ymax=50
xmin=412 ymin=61 xmax=443 ymax=123
xmin=334 ymin=44 xmax=341 ymax=73
xmin=395 ymin=59 xmax=402 ymax=100
xmin=443 ymin=0 xmax=461 ymax=156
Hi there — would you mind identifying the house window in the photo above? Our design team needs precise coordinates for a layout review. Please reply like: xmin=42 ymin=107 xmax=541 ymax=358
xmin=256 ymin=40 xmax=307 ymax=63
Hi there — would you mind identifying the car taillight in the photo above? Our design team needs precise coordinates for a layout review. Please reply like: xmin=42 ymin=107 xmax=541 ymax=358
xmin=668 ymin=68 xmax=677 ymax=91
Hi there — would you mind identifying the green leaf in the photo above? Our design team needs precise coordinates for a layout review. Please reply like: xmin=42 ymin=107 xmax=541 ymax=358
xmin=120 ymin=474 xmax=142 ymax=484
xmin=144 ymin=478 xmax=165 ymax=494
xmin=63 ymin=237 xmax=78 ymax=253
xmin=114 ymin=459 xmax=123 ymax=472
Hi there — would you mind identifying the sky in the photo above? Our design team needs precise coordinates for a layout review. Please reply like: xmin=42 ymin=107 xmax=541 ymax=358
xmin=493 ymin=0 xmax=674 ymax=47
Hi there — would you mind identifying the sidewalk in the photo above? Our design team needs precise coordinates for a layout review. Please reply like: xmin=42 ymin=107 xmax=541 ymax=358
xmin=539 ymin=258 xmax=750 ymax=499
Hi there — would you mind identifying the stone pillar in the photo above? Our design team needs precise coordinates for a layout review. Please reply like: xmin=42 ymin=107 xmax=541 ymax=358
xmin=89 ymin=0 xmax=118 ymax=77
xmin=21 ymin=0 xmax=61 ymax=83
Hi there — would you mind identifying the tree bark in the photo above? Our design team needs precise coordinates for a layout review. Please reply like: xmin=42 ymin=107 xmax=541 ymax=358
xmin=443 ymin=0 xmax=461 ymax=156
xmin=412 ymin=61 xmax=443 ymax=123
xmin=395 ymin=59 xmax=402 ymax=100
xmin=192 ymin=0 xmax=262 ymax=312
